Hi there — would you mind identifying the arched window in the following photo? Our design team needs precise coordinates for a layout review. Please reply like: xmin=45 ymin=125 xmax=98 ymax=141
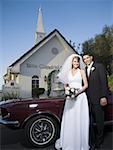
xmin=32 ymin=75 xmax=39 ymax=89
xmin=47 ymin=70 xmax=64 ymax=97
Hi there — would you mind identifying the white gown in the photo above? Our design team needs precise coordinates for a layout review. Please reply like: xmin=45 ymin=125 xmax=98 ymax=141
xmin=55 ymin=69 xmax=89 ymax=150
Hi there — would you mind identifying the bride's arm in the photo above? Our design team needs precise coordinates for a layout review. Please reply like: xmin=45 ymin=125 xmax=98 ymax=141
xmin=76 ymin=70 xmax=88 ymax=95
xmin=64 ymin=84 xmax=69 ymax=90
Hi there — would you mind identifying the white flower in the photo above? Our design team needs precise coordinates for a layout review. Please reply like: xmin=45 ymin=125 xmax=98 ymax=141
xmin=91 ymin=67 xmax=95 ymax=71
xmin=71 ymin=94 xmax=75 ymax=98
xmin=71 ymin=88 xmax=74 ymax=92
xmin=67 ymin=96 xmax=70 ymax=99
xmin=75 ymin=89 xmax=79 ymax=93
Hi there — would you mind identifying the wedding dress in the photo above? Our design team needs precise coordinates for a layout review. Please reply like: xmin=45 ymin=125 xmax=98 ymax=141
xmin=55 ymin=69 xmax=89 ymax=150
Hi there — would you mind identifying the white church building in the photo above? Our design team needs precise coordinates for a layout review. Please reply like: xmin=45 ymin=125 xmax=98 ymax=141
xmin=2 ymin=8 xmax=77 ymax=99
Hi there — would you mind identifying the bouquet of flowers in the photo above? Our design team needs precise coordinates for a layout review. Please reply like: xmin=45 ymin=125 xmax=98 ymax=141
xmin=65 ymin=87 xmax=79 ymax=99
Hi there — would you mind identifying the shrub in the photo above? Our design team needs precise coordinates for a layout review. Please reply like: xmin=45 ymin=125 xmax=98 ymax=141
xmin=2 ymin=92 xmax=20 ymax=101
xmin=32 ymin=88 xmax=45 ymax=98
xmin=108 ymin=75 xmax=113 ymax=92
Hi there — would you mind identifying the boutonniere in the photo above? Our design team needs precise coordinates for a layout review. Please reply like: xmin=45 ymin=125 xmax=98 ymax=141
xmin=91 ymin=66 xmax=95 ymax=71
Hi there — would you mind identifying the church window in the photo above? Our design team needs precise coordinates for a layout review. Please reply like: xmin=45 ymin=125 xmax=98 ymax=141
xmin=51 ymin=47 xmax=59 ymax=55
xmin=32 ymin=76 xmax=39 ymax=89
xmin=10 ymin=82 xmax=14 ymax=86
xmin=32 ymin=75 xmax=39 ymax=97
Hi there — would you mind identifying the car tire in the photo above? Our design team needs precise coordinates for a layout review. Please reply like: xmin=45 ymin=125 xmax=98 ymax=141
xmin=24 ymin=115 xmax=59 ymax=148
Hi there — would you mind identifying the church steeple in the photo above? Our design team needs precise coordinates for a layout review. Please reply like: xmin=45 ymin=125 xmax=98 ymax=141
xmin=35 ymin=8 xmax=46 ymax=44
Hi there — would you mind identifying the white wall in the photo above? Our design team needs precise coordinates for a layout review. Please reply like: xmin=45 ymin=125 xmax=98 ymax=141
xmin=19 ymin=75 xmax=32 ymax=98
xmin=18 ymin=35 xmax=76 ymax=98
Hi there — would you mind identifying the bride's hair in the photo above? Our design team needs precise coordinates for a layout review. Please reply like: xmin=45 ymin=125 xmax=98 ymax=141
xmin=57 ymin=54 xmax=85 ymax=84
xmin=72 ymin=56 xmax=80 ymax=69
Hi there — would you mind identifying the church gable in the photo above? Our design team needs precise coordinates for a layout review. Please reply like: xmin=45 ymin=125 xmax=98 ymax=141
xmin=21 ymin=32 xmax=76 ymax=76
xmin=20 ymin=35 xmax=65 ymax=76
xmin=10 ymin=29 xmax=76 ymax=73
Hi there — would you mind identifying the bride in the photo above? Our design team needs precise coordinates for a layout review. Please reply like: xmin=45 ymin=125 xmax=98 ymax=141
xmin=55 ymin=54 xmax=89 ymax=150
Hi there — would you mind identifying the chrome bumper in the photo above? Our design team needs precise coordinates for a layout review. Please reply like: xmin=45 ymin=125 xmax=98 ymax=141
xmin=0 ymin=118 xmax=19 ymax=126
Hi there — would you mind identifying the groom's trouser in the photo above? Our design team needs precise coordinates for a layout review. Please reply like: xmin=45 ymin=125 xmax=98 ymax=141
xmin=89 ymin=103 xmax=104 ymax=146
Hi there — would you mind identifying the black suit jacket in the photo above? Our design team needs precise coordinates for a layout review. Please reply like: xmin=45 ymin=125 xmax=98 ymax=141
xmin=86 ymin=62 xmax=108 ymax=104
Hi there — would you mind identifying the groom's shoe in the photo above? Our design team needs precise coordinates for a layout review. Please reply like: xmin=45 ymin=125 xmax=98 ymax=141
xmin=90 ymin=143 xmax=102 ymax=150
xmin=89 ymin=144 xmax=96 ymax=150
xmin=95 ymin=138 xmax=103 ymax=149
xmin=95 ymin=143 xmax=102 ymax=149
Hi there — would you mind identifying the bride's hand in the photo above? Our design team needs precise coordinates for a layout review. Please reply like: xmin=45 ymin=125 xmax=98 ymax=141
xmin=75 ymin=89 xmax=81 ymax=97
xmin=65 ymin=86 xmax=70 ymax=90
xmin=64 ymin=84 xmax=70 ymax=90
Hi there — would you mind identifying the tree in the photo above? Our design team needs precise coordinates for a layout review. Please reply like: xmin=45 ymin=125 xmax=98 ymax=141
xmin=82 ymin=25 xmax=113 ymax=75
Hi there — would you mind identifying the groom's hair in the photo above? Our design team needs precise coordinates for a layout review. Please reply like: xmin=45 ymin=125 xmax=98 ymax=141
xmin=82 ymin=52 xmax=95 ymax=62
xmin=82 ymin=52 xmax=93 ymax=57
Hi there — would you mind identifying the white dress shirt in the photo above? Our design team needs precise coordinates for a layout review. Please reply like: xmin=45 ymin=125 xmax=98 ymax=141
xmin=87 ymin=61 xmax=94 ymax=77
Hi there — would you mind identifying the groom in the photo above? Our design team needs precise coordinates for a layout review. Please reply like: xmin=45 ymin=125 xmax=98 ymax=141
xmin=82 ymin=53 xmax=108 ymax=149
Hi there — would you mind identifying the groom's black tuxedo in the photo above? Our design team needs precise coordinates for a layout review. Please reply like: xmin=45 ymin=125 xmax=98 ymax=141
xmin=85 ymin=62 xmax=108 ymax=147
xmin=86 ymin=62 xmax=108 ymax=104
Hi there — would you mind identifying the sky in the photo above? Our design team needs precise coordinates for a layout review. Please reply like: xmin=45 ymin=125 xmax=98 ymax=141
xmin=0 ymin=0 xmax=113 ymax=90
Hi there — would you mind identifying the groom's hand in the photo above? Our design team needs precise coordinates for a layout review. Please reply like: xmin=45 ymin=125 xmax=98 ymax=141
xmin=100 ymin=97 xmax=107 ymax=106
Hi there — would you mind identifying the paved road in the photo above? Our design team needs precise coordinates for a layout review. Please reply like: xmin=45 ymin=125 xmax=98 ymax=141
xmin=0 ymin=125 xmax=55 ymax=150
xmin=0 ymin=125 xmax=113 ymax=150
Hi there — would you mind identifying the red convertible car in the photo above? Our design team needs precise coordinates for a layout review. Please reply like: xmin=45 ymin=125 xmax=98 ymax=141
xmin=0 ymin=92 xmax=113 ymax=148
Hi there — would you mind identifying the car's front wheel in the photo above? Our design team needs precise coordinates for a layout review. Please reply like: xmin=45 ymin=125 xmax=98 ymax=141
xmin=24 ymin=115 xmax=59 ymax=147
